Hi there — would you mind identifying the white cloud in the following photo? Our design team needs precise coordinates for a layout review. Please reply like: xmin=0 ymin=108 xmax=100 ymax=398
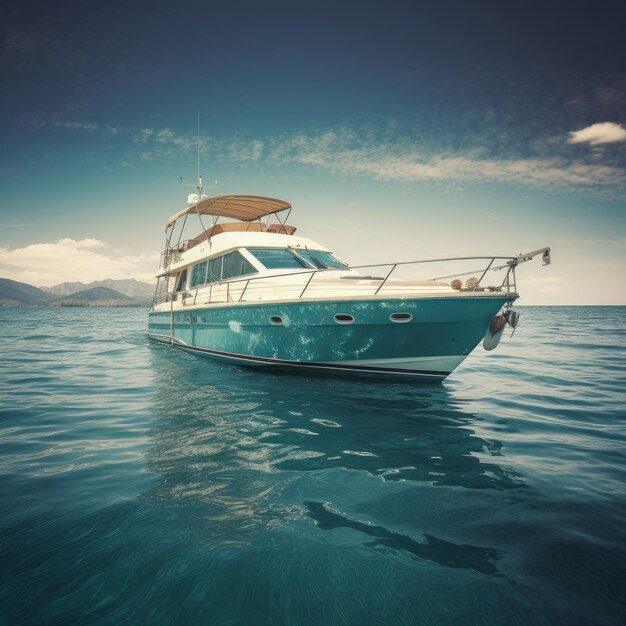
xmin=0 ymin=218 xmax=23 ymax=229
xmin=29 ymin=117 xmax=136 ymax=136
xmin=156 ymin=128 xmax=176 ymax=143
xmin=267 ymin=130 xmax=626 ymax=192
xmin=0 ymin=238 xmax=158 ymax=286
xmin=139 ymin=128 xmax=154 ymax=142
xmin=568 ymin=122 xmax=626 ymax=145
xmin=136 ymin=127 xmax=209 ymax=161
xmin=229 ymin=138 xmax=264 ymax=161
xmin=57 ymin=237 xmax=107 ymax=249
xmin=136 ymin=128 xmax=266 ymax=164
xmin=27 ymin=118 xmax=626 ymax=196
xmin=51 ymin=121 xmax=100 ymax=131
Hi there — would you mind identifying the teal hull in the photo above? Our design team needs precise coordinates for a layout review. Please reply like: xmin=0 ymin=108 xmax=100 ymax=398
xmin=148 ymin=296 xmax=512 ymax=380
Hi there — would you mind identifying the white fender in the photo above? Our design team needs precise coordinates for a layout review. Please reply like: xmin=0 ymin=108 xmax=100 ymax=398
xmin=483 ymin=315 xmax=506 ymax=351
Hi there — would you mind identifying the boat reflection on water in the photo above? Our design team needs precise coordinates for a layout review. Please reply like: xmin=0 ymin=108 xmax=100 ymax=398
xmin=144 ymin=343 xmax=526 ymax=577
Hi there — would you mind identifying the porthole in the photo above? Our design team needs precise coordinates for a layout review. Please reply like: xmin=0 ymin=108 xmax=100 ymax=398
xmin=389 ymin=312 xmax=413 ymax=323
xmin=334 ymin=313 xmax=355 ymax=325
xmin=269 ymin=315 xmax=283 ymax=326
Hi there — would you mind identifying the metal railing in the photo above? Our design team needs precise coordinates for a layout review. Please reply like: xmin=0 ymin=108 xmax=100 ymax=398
xmin=153 ymin=252 xmax=541 ymax=307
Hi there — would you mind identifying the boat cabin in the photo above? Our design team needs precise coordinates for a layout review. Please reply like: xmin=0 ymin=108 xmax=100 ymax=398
xmin=157 ymin=194 xmax=347 ymax=299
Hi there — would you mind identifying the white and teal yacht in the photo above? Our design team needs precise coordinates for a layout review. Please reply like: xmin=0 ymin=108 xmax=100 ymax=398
xmin=149 ymin=177 xmax=550 ymax=380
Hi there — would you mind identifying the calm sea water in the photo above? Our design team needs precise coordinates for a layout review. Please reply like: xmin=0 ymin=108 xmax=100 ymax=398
xmin=0 ymin=306 xmax=624 ymax=625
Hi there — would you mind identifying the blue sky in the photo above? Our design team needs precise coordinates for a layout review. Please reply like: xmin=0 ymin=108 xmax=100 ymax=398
xmin=1 ymin=0 xmax=625 ymax=303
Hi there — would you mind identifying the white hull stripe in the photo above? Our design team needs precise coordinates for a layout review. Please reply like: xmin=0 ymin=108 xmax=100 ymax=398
xmin=322 ymin=355 xmax=466 ymax=372
xmin=148 ymin=333 xmax=450 ymax=377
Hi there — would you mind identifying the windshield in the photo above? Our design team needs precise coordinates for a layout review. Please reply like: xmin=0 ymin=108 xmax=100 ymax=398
xmin=296 ymin=250 xmax=346 ymax=269
xmin=247 ymin=248 xmax=309 ymax=270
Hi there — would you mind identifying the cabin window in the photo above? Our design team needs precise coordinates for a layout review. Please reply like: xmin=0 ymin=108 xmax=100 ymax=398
xmin=221 ymin=250 xmax=257 ymax=280
xmin=208 ymin=257 xmax=222 ymax=283
xmin=247 ymin=248 xmax=309 ymax=269
xmin=175 ymin=269 xmax=188 ymax=292
xmin=296 ymin=250 xmax=346 ymax=269
xmin=190 ymin=261 xmax=208 ymax=287
xmin=187 ymin=250 xmax=258 ymax=288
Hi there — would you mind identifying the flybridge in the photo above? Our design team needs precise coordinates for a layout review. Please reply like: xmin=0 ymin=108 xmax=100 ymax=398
xmin=162 ymin=192 xmax=298 ymax=274
xmin=164 ymin=154 xmax=295 ymax=259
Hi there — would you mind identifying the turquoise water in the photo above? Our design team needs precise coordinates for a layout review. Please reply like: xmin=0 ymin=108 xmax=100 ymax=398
xmin=1 ymin=306 xmax=624 ymax=625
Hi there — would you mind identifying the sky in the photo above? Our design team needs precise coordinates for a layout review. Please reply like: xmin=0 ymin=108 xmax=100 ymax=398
xmin=1 ymin=0 xmax=625 ymax=304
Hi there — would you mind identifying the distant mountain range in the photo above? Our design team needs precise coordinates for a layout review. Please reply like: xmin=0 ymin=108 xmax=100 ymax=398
xmin=41 ymin=279 xmax=154 ymax=300
xmin=0 ymin=279 xmax=53 ymax=306
xmin=0 ymin=278 xmax=155 ymax=307
xmin=47 ymin=286 xmax=136 ymax=307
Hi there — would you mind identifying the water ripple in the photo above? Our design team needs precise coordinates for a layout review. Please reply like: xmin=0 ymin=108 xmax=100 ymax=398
xmin=1 ymin=306 xmax=625 ymax=625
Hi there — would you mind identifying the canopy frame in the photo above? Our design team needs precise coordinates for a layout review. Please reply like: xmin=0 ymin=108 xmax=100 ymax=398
xmin=164 ymin=194 xmax=292 ymax=254
xmin=166 ymin=194 xmax=291 ymax=229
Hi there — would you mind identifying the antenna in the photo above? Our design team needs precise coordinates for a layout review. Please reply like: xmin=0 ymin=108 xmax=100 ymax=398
xmin=197 ymin=110 xmax=200 ymax=183
xmin=180 ymin=112 xmax=217 ymax=203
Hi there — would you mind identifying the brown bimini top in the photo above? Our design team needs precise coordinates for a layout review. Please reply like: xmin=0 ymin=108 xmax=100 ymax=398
xmin=166 ymin=194 xmax=291 ymax=229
